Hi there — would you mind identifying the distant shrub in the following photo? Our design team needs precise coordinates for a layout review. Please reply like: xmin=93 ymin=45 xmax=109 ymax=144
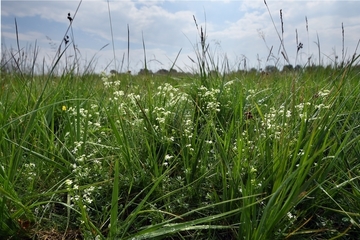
xmin=138 ymin=68 xmax=153 ymax=75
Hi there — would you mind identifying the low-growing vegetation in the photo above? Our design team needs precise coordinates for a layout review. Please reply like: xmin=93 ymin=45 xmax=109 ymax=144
xmin=1 ymin=1 xmax=360 ymax=239
xmin=1 ymin=60 xmax=360 ymax=239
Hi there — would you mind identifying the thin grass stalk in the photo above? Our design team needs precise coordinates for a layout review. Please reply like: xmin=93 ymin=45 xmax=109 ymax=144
xmin=142 ymin=32 xmax=148 ymax=74
xmin=68 ymin=18 xmax=79 ymax=74
xmin=351 ymin=40 xmax=360 ymax=62
xmin=30 ymin=40 xmax=38 ymax=77
xmin=10 ymin=19 xmax=26 ymax=81
xmin=305 ymin=16 xmax=311 ymax=66
xmin=127 ymin=24 xmax=130 ymax=73
xmin=109 ymin=148 xmax=119 ymax=238
xmin=315 ymin=33 xmax=321 ymax=66
xmin=169 ymin=48 xmax=182 ymax=75
xmin=192 ymin=15 xmax=209 ymax=85
xmin=14 ymin=18 xmax=21 ymax=66
xmin=279 ymin=9 xmax=285 ymax=58
xmin=107 ymin=0 xmax=116 ymax=71
xmin=54 ymin=0 xmax=82 ymax=66
xmin=266 ymin=45 xmax=273 ymax=63
xmin=119 ymin=52 xmax=125 ymax=73
xmin=263 ymin=0 xmax=290 ymax=65
xmin=342 ymin=22 xmax=345 ymax=64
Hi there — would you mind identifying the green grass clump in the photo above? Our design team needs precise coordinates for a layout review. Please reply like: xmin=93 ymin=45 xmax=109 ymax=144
xmin=1 ymin=61 xmax=360 ymax=239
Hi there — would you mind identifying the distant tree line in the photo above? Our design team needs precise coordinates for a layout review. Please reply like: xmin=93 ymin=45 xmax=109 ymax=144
xmin=138 ymin=68 xmax=178 ymax=75
xmin=109 ymin=68 xmax=179 ymax=76
xmin=107 ymin=63 xmax=360 ymax=77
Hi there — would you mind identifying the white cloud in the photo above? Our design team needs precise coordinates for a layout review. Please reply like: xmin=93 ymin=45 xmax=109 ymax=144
xmin=2 ymin=0 xmax=360 ymax=73
xmin=1 ymin=30 xmax=46 ymax=43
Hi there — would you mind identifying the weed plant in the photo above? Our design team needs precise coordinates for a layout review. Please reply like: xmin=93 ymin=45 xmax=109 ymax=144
xmin=1 ymin=2 xmax=360 ymax=240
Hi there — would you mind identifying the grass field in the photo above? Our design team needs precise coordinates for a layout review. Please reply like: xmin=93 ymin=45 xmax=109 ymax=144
xmin=1 ymin=58 xmax=360 ymax=239
xmin=1 ymin=2 xmax=360 ymax=238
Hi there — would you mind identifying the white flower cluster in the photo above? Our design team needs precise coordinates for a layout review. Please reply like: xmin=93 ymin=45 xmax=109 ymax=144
xmin=101 ymin=71 xmax=120 ymax=89
xmin=65 ymin=177 xmax=96 ymax=210
xmin=317 ymin=89 xmax=331 ymax=97
xmin=261 ymin=106 xmax=291 ymax=140
xmin=197 ymin=86 xmax=221 ymax=114
xmin=23 ymin=162 xmax=36 ymax=181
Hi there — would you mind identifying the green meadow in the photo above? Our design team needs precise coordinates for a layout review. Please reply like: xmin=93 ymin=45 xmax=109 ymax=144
xmin=1 ymin=56 xmax=360 ymax=239
xmin=1 ymin=4 xmax=360 ymax=240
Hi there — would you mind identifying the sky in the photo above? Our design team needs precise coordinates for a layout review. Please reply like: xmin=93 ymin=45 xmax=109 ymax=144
xmin=1 ymin=0 xmax=360 ymax=74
